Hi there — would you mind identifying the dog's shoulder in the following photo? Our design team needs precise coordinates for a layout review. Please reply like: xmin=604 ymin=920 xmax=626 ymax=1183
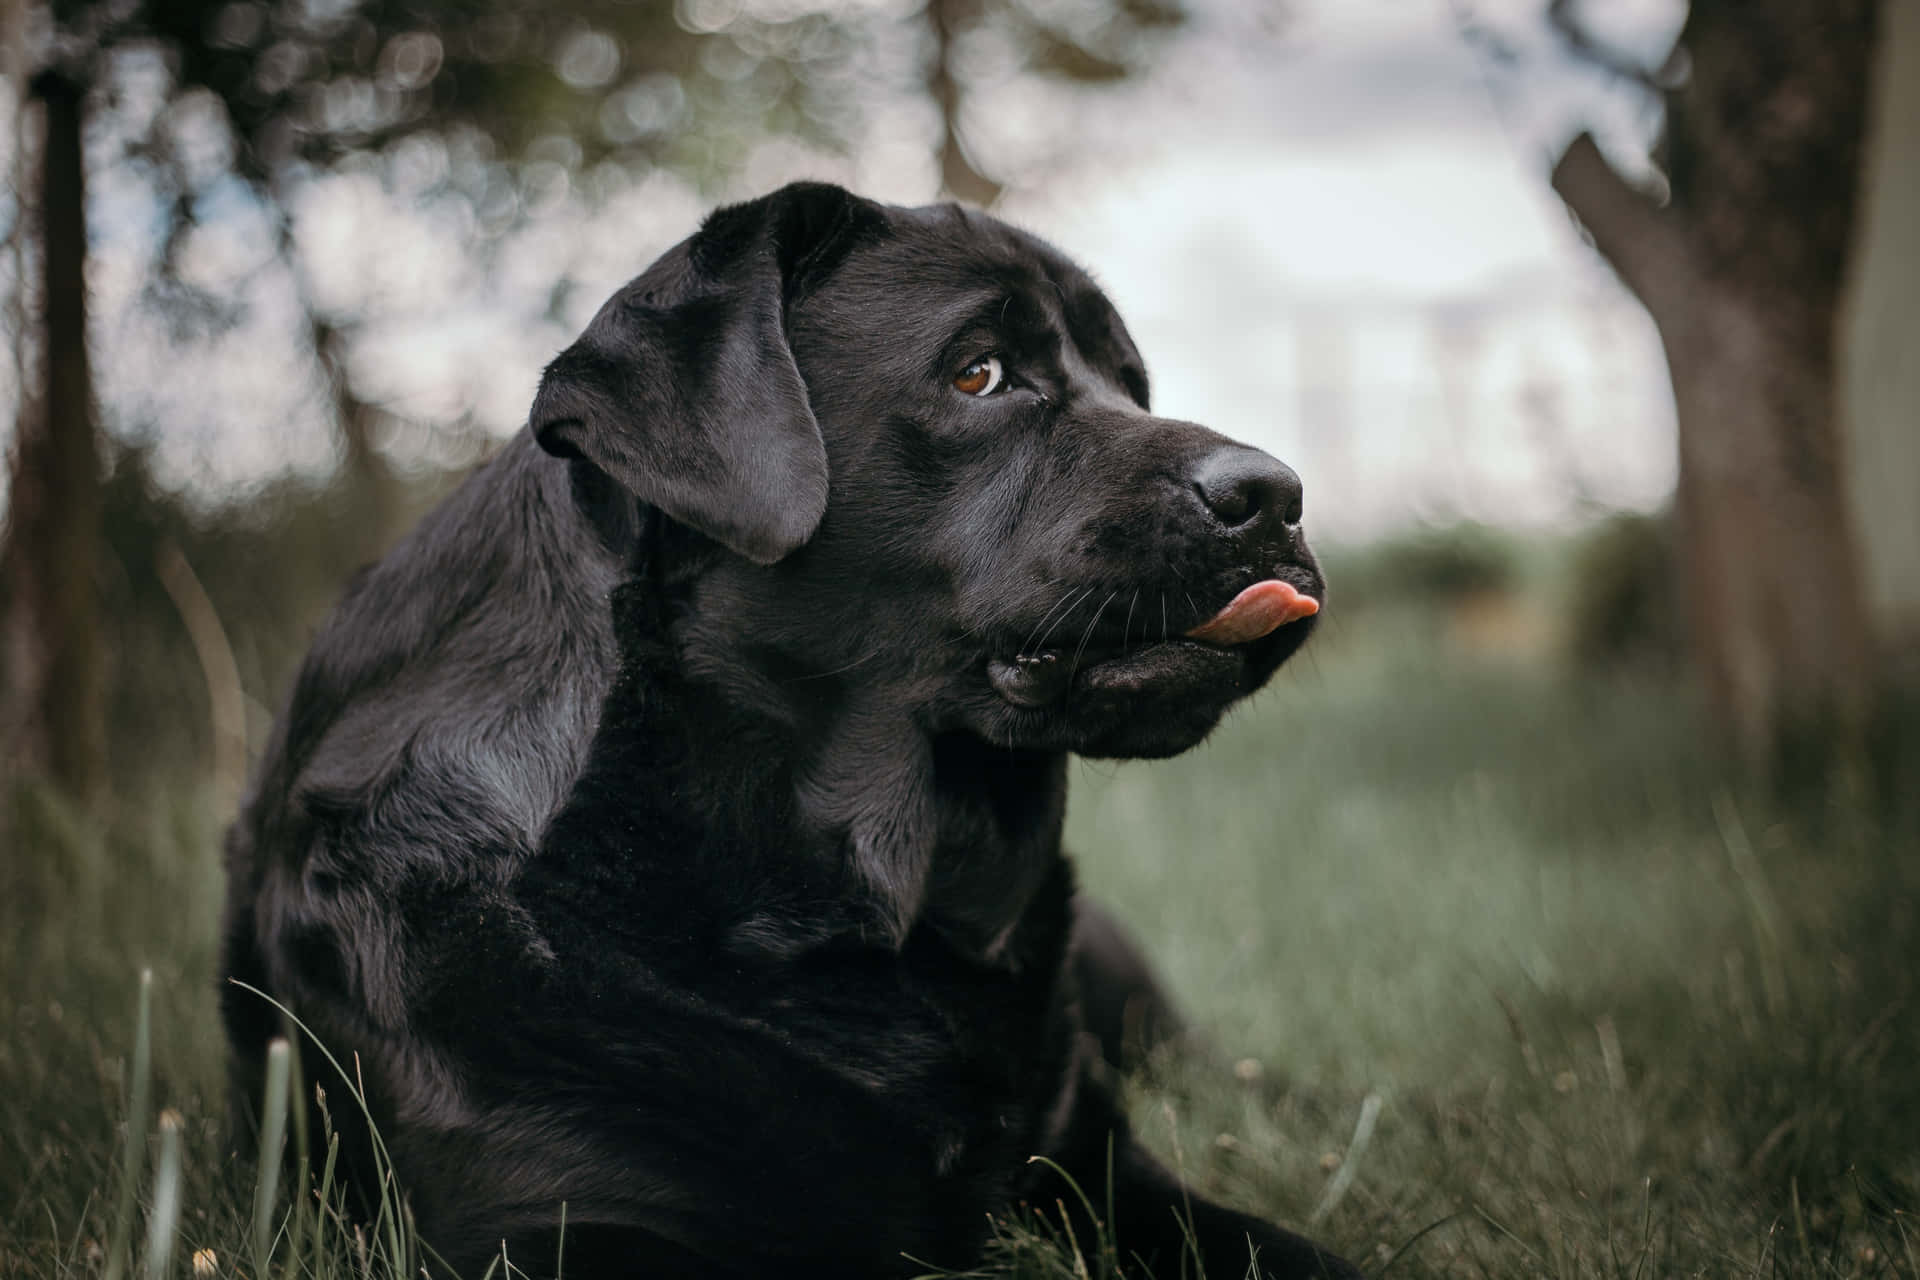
xmin=247 ymin=435 xmax=629 ymax=886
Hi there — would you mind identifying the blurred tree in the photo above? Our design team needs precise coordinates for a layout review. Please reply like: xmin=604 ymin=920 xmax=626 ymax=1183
xmin=928 ymin=0 xmax=1183 ymax=203
xmin=1 ymin=66 xmax=106 ymax=798
xmin=929 ymin=0 xmax=997 ymax=204
xmin=0 ymin=0 xmax=1184 ymax=792
xmin=132 ymin=0 xmax=740 ymax=504
xmin=0 ymin=0 xmax=732 ymax=791
xmin=1838 ymin=0 xmax=1920 ymax=686
xmin=1546 ymin=0 xmax=1882 ymax=774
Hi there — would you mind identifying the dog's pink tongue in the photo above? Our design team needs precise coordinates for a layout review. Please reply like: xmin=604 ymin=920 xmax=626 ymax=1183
xmin=1184 ymin=580 xmax=1319 ymax=646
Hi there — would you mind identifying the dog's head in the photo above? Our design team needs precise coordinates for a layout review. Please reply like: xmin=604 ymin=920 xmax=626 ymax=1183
xmin=533 ymin=182 xmax=1322 ymax=761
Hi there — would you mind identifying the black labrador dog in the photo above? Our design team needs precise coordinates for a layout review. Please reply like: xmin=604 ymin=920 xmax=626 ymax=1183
xmin=222 ymin=182 xmax=1352 ymax=1279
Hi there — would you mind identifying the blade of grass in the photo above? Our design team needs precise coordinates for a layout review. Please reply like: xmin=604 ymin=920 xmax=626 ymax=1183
xmin=1373 ymin=1211 xmax=1468 ymax=1277
xmin=229 ymin=985 xmax=402 ymax=1205
xmin=104 ymin=968 xmax=155 ymax=1280
xmin=231 ymin=982 xmax=420 ymax=1277
xmin=1713 ymin=790 xmax=1787 ymax=1020
xmin=142 ymin=1111 xmax=184 ymax=1280
xmin=1052 ymin=1199 xmax=1093 ymax=1280
xmin=58 ymin=1189 xmax=100 ymax=1276
xmin=1104 ymin=1134 xmax=1117 ymax=1277
xmin=312 ymin=1112 xmax=342 ymax=1274
xmin=1158 ymin=1101 xmax=1202 ymax=1280
xmin=1026 ymin=1157 xmax=1110 ymax=1276
xmin=1472 ymin=1206 xmax=1542 ymax=1267
xmin=1309 ymin=1093 xmax=1381 ymax=1229
xmin=284 ymin=1035 xmax=313 ymax=1280
xmin=1790 ymin=1178 xmax=1811 ymax=1271
xmin=252 ymin=1038 xmax=292 ymax=1276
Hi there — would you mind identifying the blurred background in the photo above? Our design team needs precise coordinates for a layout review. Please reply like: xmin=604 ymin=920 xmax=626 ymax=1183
xmin=2 ymin=0 xmax=1916 ymax=1276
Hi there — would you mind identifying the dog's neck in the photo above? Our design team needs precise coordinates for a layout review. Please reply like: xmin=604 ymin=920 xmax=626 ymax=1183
xmin=578 ymin=594 xmax=1066 ymax=959
xmin=921 ymin=732 xmax=1071 ymax=957
xmin=780 ymin=683 xmax=1069 ymax=953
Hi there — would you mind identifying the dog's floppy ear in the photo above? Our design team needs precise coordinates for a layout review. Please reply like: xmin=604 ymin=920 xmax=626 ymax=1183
xmin=531 ymin=182 xmax=886 ymax=564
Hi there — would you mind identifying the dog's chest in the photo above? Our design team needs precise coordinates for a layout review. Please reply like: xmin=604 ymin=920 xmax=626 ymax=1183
xmin=720 ymin=862 xmax=1083 ymax=1185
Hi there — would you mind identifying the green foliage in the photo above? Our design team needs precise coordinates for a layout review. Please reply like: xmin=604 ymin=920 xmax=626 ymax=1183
xmin=1564 ymin=512 xmax=1680 ymax=672
xmin=45 ymin=0 xmax=842 ymax=191
xmin=1320 ymin=523 xmax=1523 ymax=614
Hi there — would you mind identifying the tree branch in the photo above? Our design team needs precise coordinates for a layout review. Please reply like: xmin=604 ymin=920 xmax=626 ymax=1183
xmin=1546 ymin=0 xmax=1666 ymax=93
xmin=156 ymin=541 xmax=247 ymax=810
xmin=927 ymin=0 xmax=1002 ymax=207
xmin=1551 ymin=132 xmax=1692 ymax=313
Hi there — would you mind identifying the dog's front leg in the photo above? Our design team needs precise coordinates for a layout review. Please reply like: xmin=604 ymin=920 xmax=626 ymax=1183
xmin=1068 ymin=895 xmax=1189 ymax=1073
xmin=1041 ymin=1068 xmax=1361 ymax=1280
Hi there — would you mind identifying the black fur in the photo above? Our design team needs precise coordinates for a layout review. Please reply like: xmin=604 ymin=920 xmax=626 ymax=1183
xmin=223 ymin=183 xmax=1351 ymax=1279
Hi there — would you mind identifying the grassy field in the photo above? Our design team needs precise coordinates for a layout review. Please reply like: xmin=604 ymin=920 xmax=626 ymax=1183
xmin=3 ymin=570 xmax=1916 ymax=1280
xmin=1059 ymin=602 xmax=1919 ymax=1278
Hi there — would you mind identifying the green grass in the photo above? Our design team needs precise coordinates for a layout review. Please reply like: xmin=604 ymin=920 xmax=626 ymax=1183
xmin=1053 ymin=604 xmax=1919 ymax=1278
xmin=4 ymin=595 xmax=1916 ymax=1280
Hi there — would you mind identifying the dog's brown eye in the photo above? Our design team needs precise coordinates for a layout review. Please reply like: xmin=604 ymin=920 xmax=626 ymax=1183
xmin=954 ymin=355 xmax=1005 ymax=397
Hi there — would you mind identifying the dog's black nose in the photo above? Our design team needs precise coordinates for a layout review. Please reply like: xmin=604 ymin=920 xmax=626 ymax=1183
xmin=1192 ymin=448 xmax=1304 ymax=530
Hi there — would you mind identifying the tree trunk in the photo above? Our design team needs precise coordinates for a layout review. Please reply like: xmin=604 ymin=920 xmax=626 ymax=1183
xmin=1 ymin=68 xmax=105 ymax=797
xmin=1664 ymin=284 xmax=1871 ymax=765
xmin=1550 ymin=0 xmax=1880 ymax=774
xmin=927 ymin=0 xmax=1002 ymax=207
xmin=1840 ymin=0 xmax=1920 ymax=663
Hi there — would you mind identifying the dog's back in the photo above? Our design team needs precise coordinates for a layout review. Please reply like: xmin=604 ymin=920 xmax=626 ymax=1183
xmin=220 ymin=435 xmax=624 ymax=1133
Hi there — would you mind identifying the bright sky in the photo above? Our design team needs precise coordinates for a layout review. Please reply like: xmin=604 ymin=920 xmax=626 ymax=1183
xmin=11 ymin=0 xmax=1688 ymax=543
xmin=1000 ymin=0 xmax=1685 ymax=538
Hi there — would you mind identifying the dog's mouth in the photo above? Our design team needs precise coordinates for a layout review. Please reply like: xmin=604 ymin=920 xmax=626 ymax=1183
xmin=987 ymin=580 xmax=1320 ymax=710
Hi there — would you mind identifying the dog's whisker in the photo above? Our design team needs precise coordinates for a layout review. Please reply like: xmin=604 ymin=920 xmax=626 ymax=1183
xmin=1021 ymin=585 xmax=1085 ymax=654
xmin=1071 ymin=591 xmax=1119 ymax=670
xmin=1018 ymin=587 xmax=1070 ymax=653
xmin=786 ymin=648 xmax=886 ymax=682
xmin=1122 ymin=590 xmax=1138 ymax=651
xmin=1060 ymin=590 xmax=1117 ymax=718
xmin=1033 ymin=586 xmax=1095 ymax=653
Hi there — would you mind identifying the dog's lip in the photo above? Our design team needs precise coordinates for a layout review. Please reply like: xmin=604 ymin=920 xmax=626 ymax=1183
xmin=988 ymin=575 xmax=1320 ymax=709
xmin=988 ymin=640 xmax=1210 ymax=709
xmin=1006 ymin=579 xmax=1320 ymax=666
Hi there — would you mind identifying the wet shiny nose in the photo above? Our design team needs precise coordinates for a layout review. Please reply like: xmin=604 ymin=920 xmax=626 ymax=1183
xmin=1192 ymin=448 xmax=1304 ymax=530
